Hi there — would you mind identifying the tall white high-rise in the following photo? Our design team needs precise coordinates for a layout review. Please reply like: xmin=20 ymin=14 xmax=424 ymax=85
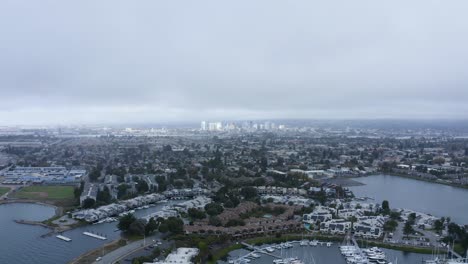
xmin=208 ymin=122 xmax=223 ymax=131
xmin=201 ymin=121 xmax=207 ymax=131
xmin=215 ymin=122 xmax=223 ymax=131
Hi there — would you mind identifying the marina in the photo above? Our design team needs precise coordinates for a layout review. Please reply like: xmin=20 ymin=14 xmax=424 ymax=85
xmin=229 ymin=240 xmax=395 ymax=264
xmin=222 ymin=239 xmax=439 ymax=264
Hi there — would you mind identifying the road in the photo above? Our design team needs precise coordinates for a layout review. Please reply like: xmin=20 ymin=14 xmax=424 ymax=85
xmin=414 ymin=226 xmax=441 ymax=247
xmin=117 ymin=239 xmax=173 ymax=264
xmin=94 ymin=233 xmax=167 ymax=264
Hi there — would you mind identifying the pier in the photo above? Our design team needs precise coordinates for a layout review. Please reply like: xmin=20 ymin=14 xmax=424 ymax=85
xmin=83 ymin=232 xmax=107 ymax=240
xmin=241 ymin=242 xmax=282 ymax=258
xmin=56 ymin=235 xmax=72 ymax=242
xmin=447 ymin=246 xmax=463 ymax=260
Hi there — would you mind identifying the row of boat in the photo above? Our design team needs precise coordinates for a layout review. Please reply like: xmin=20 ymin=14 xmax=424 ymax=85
xmin=340 ymin=245 xmax=391 ymax=264
xmin=94 ymin=217 xmax=118 ymax=224
xmin=299 ymin=240 xmax=332 ymax=247
xmin=229 ymin=240 xmax=335 ymax=264
xmin=115 ymin=203 xmax=157 ymax=218
xmin=229 ymin=257 xmax=305 ymax=264
xmin=273 ymin=258 xmax=305 ymax=264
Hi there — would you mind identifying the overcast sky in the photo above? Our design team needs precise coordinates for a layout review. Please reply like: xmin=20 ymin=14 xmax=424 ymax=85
xmin=1 ymin=0 xmax=468 ymax=125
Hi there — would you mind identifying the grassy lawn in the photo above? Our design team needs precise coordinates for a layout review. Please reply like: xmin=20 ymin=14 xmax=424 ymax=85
xmin=0 ymin=187 xmax=10 ymax=196
xmin=14 ymin=185 xmax=74 ymax=200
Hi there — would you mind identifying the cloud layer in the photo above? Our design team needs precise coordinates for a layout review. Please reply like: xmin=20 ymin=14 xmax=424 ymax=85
xmin=1 ymin=0 xmax=468 ymax=125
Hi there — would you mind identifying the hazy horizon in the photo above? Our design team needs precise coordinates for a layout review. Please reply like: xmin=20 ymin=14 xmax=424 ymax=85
xmin=2 ymin=0 xmax=468 ymax=125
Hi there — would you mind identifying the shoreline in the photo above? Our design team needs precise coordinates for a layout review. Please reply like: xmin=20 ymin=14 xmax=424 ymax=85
xmin=0 ymin=199 xmax=62 ymax=216
xmin=68 ymin=238 xmax=123 ymax=264
xmin=2 ymin=200 xmax=83 ymax=235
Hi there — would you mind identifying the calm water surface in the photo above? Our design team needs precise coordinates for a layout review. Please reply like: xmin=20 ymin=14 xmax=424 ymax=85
xmin=349 ymin=175 xmax=468 ymax=224
xmin=0 ymin=201 xmax=176 ymax=264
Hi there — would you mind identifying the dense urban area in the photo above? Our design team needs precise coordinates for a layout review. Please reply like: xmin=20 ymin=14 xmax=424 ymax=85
xmin=1 ymin=120 xmax=468 ymax=264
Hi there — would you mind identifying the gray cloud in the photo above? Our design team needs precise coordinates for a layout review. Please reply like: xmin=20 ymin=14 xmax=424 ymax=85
xmin=1 ymin=0 xmax=468 ymax=125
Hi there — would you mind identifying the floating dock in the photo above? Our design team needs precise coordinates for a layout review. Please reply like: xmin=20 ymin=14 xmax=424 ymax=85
xmin=83 ymin=232 xmax=107 ymax=240
xmin=56 ymin=235 xmax=72 ymax=242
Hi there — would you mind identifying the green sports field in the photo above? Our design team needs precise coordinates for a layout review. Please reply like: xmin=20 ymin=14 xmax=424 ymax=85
xmin=0 ymin=187 xmax=10 ymax=196
xmin=13 ymin=185 xmax=74 ymax=200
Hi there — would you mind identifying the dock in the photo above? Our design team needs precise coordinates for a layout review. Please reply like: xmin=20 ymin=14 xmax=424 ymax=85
xmin=240 ymin=242 xmax=282 ymax=259
xmin=56 ymin=235 xmax=72 ymax=242
xmin=83 ymin=231 xmax=107 ymax=240
xmin=447 ymin=246 xmax=463 ymax=260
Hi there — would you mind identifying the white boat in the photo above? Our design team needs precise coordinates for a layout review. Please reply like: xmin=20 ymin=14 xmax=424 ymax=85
xmin=265 ymin=247 xmax=275 ymax=253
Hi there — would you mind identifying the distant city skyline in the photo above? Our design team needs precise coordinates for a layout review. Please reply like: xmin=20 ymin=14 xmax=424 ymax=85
xmin=2 ymin=1 xmax=468 ymax=125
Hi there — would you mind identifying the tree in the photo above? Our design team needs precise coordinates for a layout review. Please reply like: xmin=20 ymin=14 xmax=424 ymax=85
xmin=163 ymin=145 xmax=172 ymax=151
xmin=432 ymin=157 xmax=446 ymax=165
xmin=157 ymin=217 xmax=183 ymax=234
xmin=240 ymin=186 xmax=257 ymax=200
xmin=158 ymin=222 xmax=169 ymax=233
xmin=118 ymin=213 xmax=136 ymax=232
xmin=145 ymin=217 xmax=158 ymax=235
xmin=82 ymin=198 xmax=95 ymax=209
xmin=225 ymin=219 xmax=245 ymax=227
xmin=96 ymin=186 xmax=112 ymax=205
xmin=198 ymin=241 xmax=208 ymax=253
xmin=129 ymin=219 xmax=147 ymax=236
xmin=89 ymin=167 xmax=101 ymax=182
xmin=136 ymin=179 xmax=149 ymax=194
xmin=166 ymin=217 xmax=184 ymax=234
xmin=434 ymin=219 xmax=444 ymax=233
xmin=403 ymin=221 xmax=414 ymax=237
xmin=174 ymin=180 xmax=184 ymax=188
xmin=117 ymin=184 xmax=129 ymax=199
xmin=389 ymin=211 xmax=401 ymax=220
xmin=348 ymin=216 xmax=358 ymax=230
xmin=408 ymin=213 xmax=417 ymax=225
xmin=205 ymin=203 xmax=224 ymax=216
xmin=208 ymin=216 xmax=222 ymax=226
xmin=383 ymin=220 xmax=398 ymax=232
xmin=276 ymin=157 xmax=284 ymax=167
xmin=316 ymin=189 xmax=327 ymax=205
xmin=188 ymin=208 xmax=206 ymax=220
xmin=74 ymin=181 xmax=84 ymax=199
xmin=155 ymin=176 xmax=167 ymax=192
xmin=380 ymin=162 xmax=396 ymax=172
xmin=381 ymin=200 xmax=390 ymax=215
